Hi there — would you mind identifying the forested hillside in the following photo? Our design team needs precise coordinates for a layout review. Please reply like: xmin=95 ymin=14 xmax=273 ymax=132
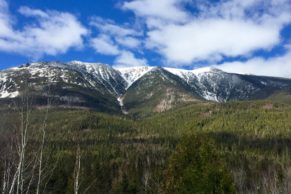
xmin=0 ymin=98 xmax=290 ymax=193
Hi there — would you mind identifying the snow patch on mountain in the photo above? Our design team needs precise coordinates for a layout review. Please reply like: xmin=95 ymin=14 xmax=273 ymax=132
xmin=6 ymin=61 xmax=127 ymax=96
xmin=0 ymin=73 xmax=19 ymax=98
xmin=1 ymin=61 xmax=291 ymax=104
xmin=0 ymin=90 xmax=19 ymax=98
xmin=164 ymin=68 xmax=194 ymax=84
xmin=165 ymin=66 xmax=217 ymax=75
xmin=201 ymin=91 xmax=220 ymax=102
xmin=115 ymin=66 xmax=154 ymax=89
xmin=192 ymin=67 xmax=218 ymax=74
xmin=165 ymin=67 xmax=219 ymax=82
xmin=165 ymin=67 xmax=223 ymax=101
xmin=0 ymin=73 xmax=7 ymax=83
xmin=68 ymin=61 xmax=126 ymax=95
xmin=117 ymin=96 xmax=128 ymax=114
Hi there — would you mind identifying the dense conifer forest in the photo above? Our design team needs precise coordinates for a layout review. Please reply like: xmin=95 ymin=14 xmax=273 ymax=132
xmin=0 ymin=97 xmax=290 ymax=193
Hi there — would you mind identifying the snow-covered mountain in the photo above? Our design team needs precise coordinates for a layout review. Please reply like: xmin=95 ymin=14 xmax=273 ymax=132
xmin=0 ymin=62 xmax=126 ymax=112
xmin=165 ymin=67 xmax=224 ymax=101
xmin=0 ymin=61 xmax=291 ymax=113
xmin=115 ymin=66 xmax=154 ymax=89
xmin=67 ymin=61 xmax=127 ymax=96
xmin=166 ymin=67 xmax=255 ymax=102
xmin=166 ymin=67 xmax=291 ymax=102
xmin=0 ymin=61 xmax=126 ymax=95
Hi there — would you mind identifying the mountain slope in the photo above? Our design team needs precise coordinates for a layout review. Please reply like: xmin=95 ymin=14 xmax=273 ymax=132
xmin=68 ymin=61 xmax=127 ymax=96
xmin=116 ymin=66 xmax=154 ymax=89
xmin=0 ymin=61 xmax=291 ymax=115
xmin=122 ymin=67 xmax=202 ymax=116
xmin=0 ymin=62 xmax=124 ymax=113
xmin=166 ymin=67 xmax=291 ymax=102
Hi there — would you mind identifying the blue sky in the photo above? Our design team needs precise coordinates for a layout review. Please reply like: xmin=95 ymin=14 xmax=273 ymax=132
xmin=0 ymin=0 xmax=291 ymax=78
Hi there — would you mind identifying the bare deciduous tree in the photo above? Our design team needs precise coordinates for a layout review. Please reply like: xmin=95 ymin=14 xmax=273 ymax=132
xmin=1 ymin=76 xmax=55 ymax=194
xmin=74 ymin=145 xmax=81 ymax=194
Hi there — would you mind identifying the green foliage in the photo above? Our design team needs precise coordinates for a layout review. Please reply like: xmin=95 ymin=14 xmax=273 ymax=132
xmin=163 ymin=134 xmax=235 ymax=194
xmin=113 ymin=174 xmax=138 ymax=194
xmin=0 ymin=99 xmax=290 ymax=193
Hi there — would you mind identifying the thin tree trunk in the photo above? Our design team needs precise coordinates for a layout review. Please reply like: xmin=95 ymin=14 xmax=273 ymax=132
xmin=36 ymin=102 xmax=49 ymax=194
xmin=74 ymin=145 xmax=81 ymax=194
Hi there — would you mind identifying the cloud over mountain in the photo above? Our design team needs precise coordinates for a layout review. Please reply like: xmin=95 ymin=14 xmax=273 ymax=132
xmin=0 ymin=0 xmax=291 ymax=78
xmin=122 ymin=0 xmax=291 ymax=65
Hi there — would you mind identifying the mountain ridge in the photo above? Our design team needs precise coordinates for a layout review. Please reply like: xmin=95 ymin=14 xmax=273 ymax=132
xmin=1 ymin=61 xmax=291 ymax=114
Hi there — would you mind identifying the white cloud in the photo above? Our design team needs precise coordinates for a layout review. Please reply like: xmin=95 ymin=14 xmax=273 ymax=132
xmin=0 ymin=0 xmax=13 ymax=37
xmin=122 ymin=0 xmax=189 ymax=23
xmin=90 ymin=17 xmax=147 ymax=67
xmin=18 ymin=6 xmax=48 ymax=18
xmin=90 ymin=17 xmax=149 ymax=68
xmin=122 ymin=0 xmax=291 ymax=66
xmin=90 ymin=17 xmax=142 ymax=55
xmin=0 ymin=1 xmax=88 ymax=58
xmin=147 ymin=19 xmax=281 ymax=64
xmin=91 ymin=35 xmax=120 ymax=55
xmin=216 ymin=49 xmax=291 ymax=78
xmin=90 ymin=17 xmax=140 ymax=37
xmin=193 ymin=0 xmax=291 ymax=22
xmin=115 ymin=36 xmax=141 ymax=48
xmin=114 ymin=51 xmax=148 ymax=67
